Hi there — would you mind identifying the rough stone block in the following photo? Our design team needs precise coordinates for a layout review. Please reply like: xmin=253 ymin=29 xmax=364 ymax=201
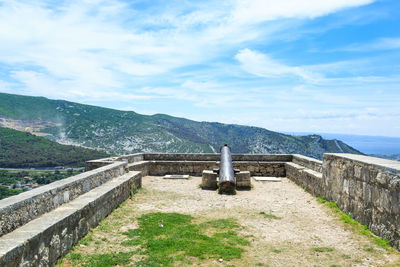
xmin=202 ymin=170 xmax=217 ymax=190
xmin=236 ymin=171 xmax=251 ymax=189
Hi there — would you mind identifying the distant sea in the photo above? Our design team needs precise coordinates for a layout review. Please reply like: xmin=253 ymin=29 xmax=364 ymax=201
xmin=284 ymin=132 xmax=400 ymax=155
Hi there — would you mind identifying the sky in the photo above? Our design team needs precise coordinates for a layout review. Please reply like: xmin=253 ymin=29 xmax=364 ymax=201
xmin=0 ymin=0 xmax=399 ymax=137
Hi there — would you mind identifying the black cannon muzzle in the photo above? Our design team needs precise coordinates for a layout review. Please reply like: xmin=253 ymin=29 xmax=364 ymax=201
xmin=219 ymin=144 xmax=236 ymax=193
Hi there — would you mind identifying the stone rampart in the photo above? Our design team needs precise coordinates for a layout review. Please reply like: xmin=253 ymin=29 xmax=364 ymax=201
xmin=286 ymin=162 xmax=324 ymax=196
xmin=143 ymin=153 xmax=292 ymax=162
xmin=86 ymin=153 xmax=289 ymax=177
xmin=0 ymin=171 xmax=141 ymax=266
xmin=292 ymin=154 xmax=323 ymax=172
xmin=0 ymin=161 xmax=126 ymax=237
xmin=323 ymin=153 xmax=400 ymax=249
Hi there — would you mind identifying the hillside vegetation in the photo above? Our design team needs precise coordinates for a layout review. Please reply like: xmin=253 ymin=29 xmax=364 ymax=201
xmin=0 ymin=127 xmax=109 ymax=168
xmin=0 ymin=92 xmax=361 ymax=159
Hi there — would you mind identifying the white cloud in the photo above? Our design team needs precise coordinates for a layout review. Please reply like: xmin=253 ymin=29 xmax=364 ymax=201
xmin=235 ymin=48 xmax=320 ymax=82
xmin=2 ymin=0 xmax=398 ymax=137
xmin=339 ymin=37 xmax=400 ymax=52
xmin=231 ymin=0 xmax=374 ymax=24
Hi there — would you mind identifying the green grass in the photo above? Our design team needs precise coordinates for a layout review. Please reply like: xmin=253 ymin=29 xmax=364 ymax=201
xmin=76 ymin=252 xmax=133 ymax=267
xmin=312 ymin=247 xmax=334 ymax=252
xmin=121 ymin=212 xmax=249 ymax=266
xmin=270 ymin=248 xmax=282 ymax=253
xmin=316 ymin=197 xmax=391 ymax=249
xmin=259 ymin=211 xmax=281 ymax=220
xmin=218 ymin=187 xmax=237 ymax=195
xmin=65 ymin=212 xmax=249 ymax=266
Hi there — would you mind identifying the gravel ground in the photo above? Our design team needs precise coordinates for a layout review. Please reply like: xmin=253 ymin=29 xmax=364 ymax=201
xmin=134 ymin=176 xmax=400 ymax=266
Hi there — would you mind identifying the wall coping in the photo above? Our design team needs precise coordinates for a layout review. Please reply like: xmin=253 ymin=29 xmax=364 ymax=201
xmin=0 ymin=161 xmax=126 ymax=210
xmin=292 ymin=154 xmax=323 ymax=164
xmin=324 ymin=153 xmax=400 ymax=172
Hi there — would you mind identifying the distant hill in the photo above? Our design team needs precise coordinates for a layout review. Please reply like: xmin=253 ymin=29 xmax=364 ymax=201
xmin=286 ymin=132 xmax=400 ymax=154
xmin=368 ymin=154 xmax=400 ymax=162
xmin=0 ymin=127 xmax=109 ymax=168
xmin=0 ymin=92 xmax=362 ymax=159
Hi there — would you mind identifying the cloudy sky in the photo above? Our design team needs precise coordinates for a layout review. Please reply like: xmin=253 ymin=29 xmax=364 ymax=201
xmin=0 ymin=0 xmax=399 ymax=137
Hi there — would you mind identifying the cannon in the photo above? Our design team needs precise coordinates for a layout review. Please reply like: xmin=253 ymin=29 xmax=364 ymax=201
xmin=217 ymin=144 xmax=236 ymax=193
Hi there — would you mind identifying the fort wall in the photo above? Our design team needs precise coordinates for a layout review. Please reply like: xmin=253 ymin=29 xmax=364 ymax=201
xmin=0 ymin=152 xmax=399 ymax=266
xmin=323 ymin=154 xmax=400 ymax=249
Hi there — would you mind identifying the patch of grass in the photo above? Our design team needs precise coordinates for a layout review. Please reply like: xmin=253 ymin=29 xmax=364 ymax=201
xmin=78 ymin=232 xmax=93 ymax=246
xmin=364 ymin=246 xmax=375 ymax=252
xmin=270 ymin=248 xmax=282 ymax=253
xmin=82 ymin=252 xmax=133 ymax=267
xmin=65 ymin=251 xmax=133 ymax=266
xmin=259 ymin=211 xmax=281 ymax=220
xmin=122 ymin=212 xmax=249 ymax=266
xmin=69 ymin=253 xmax=83 ymax=260
xmin=316 ymin=197 xmax=391 ymax=250
xmin=312 ymin=247 xmax=334 ymax=253
xmin=200 ymin=218 xmax=240 ymax=229
xmin=130 ymin=184 xmax=138 ymax=199
xmin=218 ymin=187 xmax=236 ymax=195
xmin=97 ymin=224 xmax=112 ymax=232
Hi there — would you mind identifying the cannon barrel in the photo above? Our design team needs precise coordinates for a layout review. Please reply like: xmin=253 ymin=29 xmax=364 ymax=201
xmin=219 ymin=144 xmax=236 ymax=192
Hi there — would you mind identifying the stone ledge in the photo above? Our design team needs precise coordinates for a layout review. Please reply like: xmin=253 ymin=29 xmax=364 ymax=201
xmin=0 ymin=171 xmax=141 ymax=267
xmin=292 ymin=154 xmax=322 ymax=172
xmin=324 ymin=153 xmax=400 ymax=172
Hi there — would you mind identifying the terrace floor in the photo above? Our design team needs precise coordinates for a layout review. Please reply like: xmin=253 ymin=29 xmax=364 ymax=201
xmin=59 ymin=176 xmax=400 ymax=266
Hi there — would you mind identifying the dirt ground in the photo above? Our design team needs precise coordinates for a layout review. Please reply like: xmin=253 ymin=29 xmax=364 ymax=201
xmin=62 ymin=176 xmax=400 ymax=266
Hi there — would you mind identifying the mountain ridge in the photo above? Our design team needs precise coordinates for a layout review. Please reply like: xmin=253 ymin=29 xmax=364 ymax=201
xmin=0 ymin=92 xmax=362 ymax=159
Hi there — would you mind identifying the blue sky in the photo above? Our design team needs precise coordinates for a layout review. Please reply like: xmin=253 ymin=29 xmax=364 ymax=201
xmin=0 ymin=0 xmax=399 ymax=137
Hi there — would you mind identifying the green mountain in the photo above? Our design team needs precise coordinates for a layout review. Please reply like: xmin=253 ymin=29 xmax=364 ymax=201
xmin=0 ymin=92 xmax=361 ymax=159
xmin=0 ymin=127 xmax=109 ymax=168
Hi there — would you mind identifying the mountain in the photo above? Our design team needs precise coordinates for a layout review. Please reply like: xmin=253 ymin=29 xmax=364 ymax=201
xmin=0 ymin=92 xmax=361 ymax=159
xmin=0 ymin=126 xmax=109 ymax=168
xmin=285 ymin=132 xmax=400 ymax=154
xmin=368 ymin=154 xmax=400 ymax=162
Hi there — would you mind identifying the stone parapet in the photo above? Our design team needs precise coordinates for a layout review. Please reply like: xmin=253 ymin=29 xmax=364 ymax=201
xmin=292 ymin=154 xmax=323 ymax=172
xmin=233 ymin=162 xmax=286 ymax=177
xmin=285 ymin=162 xmax=323 ymax=197
xmin=127 ymin=161 xmax=150 ymax=177
xmin=323 ymin=153 xmax=400 ymax=250
xmin=0 ymin=171 xmax=141 ymax=266
xmin=143 ymin=153 xmax=292 ymax=162
xmin=0 ymin=161 xmax=127 ymax=238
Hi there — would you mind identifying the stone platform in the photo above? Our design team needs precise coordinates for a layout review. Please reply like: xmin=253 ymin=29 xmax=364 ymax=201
xmin=0 ymin=152 xmax=399 ymax=266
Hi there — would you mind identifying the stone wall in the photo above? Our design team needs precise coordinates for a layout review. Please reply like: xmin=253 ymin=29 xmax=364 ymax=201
xmin=286 ymin=162 xmax=323 ymax=196
xmin=0 ymin=171 xmax=141 ymax=266
xmin=292 ymin=154 xmax=322 ymax=172
xmin=148 ymin=161 xmax=218 ymax=176
xmin=2 ymin=151 xmax=398 ymax=267
xmin=323 ymin=153 xmax=400 ymax=250
xmin=0 ymin=161 xmax=126 ymax=237
xmin=147 ymin=161 xmax=286 ymax=177
xmin=285 ymin=153 xmax=400 ymax=250
xmin=143 ymin=153 xmax=292 ymax=162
